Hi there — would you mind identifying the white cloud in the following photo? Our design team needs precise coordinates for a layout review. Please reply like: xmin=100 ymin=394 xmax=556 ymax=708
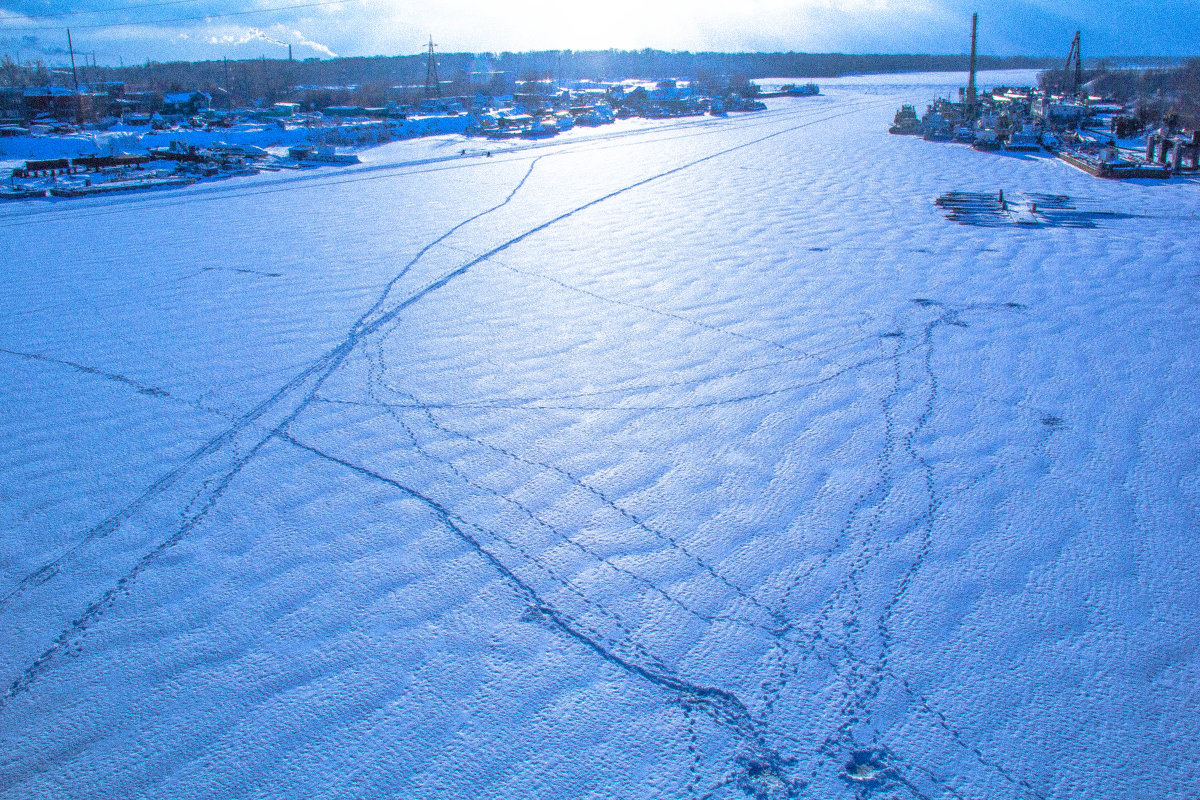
xmin=207 ymin=26 xmax=289 ymax=48
xmin=277 ymin=27 xmax=339 ymax=58
xmin=11 ymin=0 xmax=1194 ymax=65
xmin=202 ymin=25 xmax=337 ymax=57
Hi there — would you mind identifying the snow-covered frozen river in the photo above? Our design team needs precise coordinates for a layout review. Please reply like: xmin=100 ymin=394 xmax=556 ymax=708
xmin=2 ymin=71 xmax=1197 ymax=799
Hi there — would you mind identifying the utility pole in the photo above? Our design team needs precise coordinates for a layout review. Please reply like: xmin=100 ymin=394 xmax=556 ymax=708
xmin=965 ymin=12 xmax=978 ymax=121
xmin=288 ymin=44 xmax=293 ymax=62
xmin=67 ymin=28 xmax=82 ymax=124
xmin=224 ymin=56 xmax=232 ymax=108
xmin=424 ymin=36 xmax=440 ymax=99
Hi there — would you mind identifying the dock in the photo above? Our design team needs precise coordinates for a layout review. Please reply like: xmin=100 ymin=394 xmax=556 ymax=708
xmin=48 ymin=176 xmax=196 ymax=197
xmin=1056 ymin=150 xmax=1170 ymax=179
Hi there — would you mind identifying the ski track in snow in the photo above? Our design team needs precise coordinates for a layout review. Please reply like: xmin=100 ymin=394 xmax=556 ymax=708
xmin=0 ymin=98 xmax=893 ymax=695
xmin=1 ymin=71 xmax=1198 ymax=799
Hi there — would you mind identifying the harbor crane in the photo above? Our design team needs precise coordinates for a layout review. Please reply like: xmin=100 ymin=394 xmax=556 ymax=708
xmin=965 ymin=12 xmax=978 ymax=120
xmin=1063 ymin=30 xmax=1083 ymax=97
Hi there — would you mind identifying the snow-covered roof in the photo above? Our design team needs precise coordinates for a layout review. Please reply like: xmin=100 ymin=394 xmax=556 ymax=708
xmin=24 ymin=87 xmax=75 ymax=97
xmin=163 ymin=91 xmax=209 ymax=104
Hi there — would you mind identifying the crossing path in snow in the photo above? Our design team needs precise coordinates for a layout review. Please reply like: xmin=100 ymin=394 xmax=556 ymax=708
xmin=2 ymin=72 xmax=1198 ymax=799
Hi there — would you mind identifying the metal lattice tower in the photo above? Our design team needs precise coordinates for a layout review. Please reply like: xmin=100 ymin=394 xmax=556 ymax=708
xmin=1064 ymin=31 xmax=1083 ymax=97
xmin=424 ymin=37 xmax=441 ymax=99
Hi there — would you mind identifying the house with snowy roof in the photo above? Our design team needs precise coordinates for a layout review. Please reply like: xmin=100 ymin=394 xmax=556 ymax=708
xmin=22 ymin=86 xmax=83 ymax=121
xmin=161 ymin=91 xmax=211 ymax=118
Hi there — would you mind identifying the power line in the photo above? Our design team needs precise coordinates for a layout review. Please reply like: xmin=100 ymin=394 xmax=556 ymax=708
xmin=0 ymin=0 xmax=359 ymax=32
xmin=8 ymin=0 xmax=207 ymax=21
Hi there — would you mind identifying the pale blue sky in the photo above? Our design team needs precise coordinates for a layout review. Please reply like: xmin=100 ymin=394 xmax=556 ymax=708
xmin=1 ymin=0 xmax=1197 ymax=65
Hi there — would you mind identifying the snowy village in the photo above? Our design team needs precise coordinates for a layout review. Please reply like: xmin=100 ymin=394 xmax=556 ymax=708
xmin=1 ymin=42 xmax=822 ymax=199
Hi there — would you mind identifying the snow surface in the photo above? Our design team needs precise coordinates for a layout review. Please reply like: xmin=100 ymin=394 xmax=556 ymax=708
xmin=1 ymin=70 xmax=1198 ymax=799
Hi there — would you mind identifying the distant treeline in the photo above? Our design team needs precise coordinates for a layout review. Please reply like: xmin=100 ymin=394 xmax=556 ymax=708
xmin=2 ymin=49 xmax=1060 ymax=104
xmin=448 ymin=50 xmax=1059 ymax=81
xmin=1041 ymin=58 xmax=1200 ymax=127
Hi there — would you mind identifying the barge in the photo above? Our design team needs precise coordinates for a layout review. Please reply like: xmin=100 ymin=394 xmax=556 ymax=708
xmin=1057 ymin=149 xmax=1170 ymax=179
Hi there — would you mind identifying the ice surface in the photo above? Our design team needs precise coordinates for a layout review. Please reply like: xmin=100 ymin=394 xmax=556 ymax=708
xmin=1 ymin=71 xmax=1198 ymax=799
